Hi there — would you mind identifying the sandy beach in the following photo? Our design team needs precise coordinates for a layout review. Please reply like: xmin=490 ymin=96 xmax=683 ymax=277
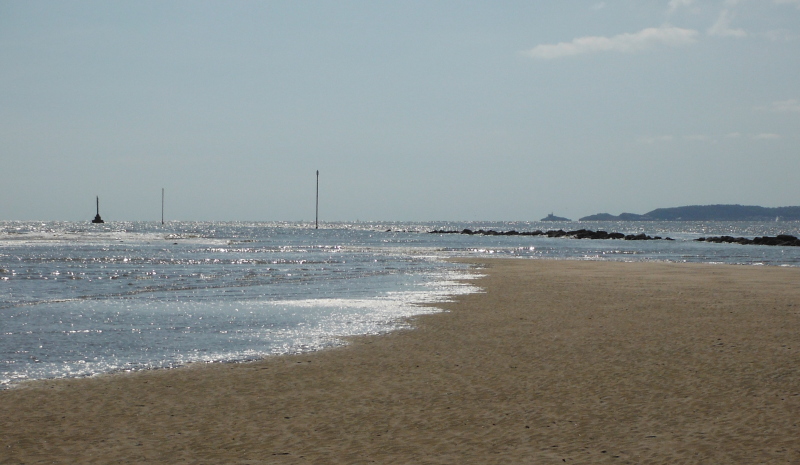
xmin=2 ymin=259 xmax=799 ymax=464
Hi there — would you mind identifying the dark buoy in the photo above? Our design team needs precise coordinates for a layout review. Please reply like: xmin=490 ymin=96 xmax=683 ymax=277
xmin=92 ymin=196 xmax=104 ymax=223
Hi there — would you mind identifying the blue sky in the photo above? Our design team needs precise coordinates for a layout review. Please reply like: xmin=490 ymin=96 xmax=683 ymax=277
xmin=2 ymin=0 xmax=798 ymax=221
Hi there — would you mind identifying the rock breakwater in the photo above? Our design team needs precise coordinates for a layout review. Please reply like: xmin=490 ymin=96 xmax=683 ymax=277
xmin=696 ymin=235 xmax=800 ymax=247
xmin=429 ymin=228 xmax=672 ymax=241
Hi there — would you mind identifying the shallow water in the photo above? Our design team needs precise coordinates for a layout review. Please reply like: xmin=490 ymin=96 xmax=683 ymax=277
xmin=2 ymin=220 xmax=799 ymax=388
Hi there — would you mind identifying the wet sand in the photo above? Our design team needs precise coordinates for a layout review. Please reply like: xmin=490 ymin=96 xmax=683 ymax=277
xmin=2 ymin=259 xmax=799 ymax=464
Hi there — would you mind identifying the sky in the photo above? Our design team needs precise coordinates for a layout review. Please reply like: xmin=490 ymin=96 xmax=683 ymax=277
xmin=1 ymin=0 xmax=799 ymax=222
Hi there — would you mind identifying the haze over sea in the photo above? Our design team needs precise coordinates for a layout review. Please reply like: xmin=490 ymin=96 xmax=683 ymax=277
xmin=2 ymin=219 xmax=799 ymax=389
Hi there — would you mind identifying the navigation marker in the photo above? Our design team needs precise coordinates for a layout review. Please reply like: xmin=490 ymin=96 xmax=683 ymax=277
xmin=92 ymin=196 xmax=104 ymax=224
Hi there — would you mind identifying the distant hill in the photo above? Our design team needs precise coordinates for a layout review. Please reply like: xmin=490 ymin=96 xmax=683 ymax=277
xmin=579 ymin=212 xmax=650 ymax=221
xmin=579 ymin=205 xmax=800 ymax=221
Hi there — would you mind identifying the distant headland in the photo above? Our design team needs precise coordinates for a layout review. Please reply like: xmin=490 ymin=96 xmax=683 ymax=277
xmin=579 ymin=205 xmax=800 ymax=222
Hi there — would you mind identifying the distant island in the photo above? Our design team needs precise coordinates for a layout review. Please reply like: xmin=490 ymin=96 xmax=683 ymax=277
xmin=541 ymin=213 xmax=572 ymax=222
xmin=579 ymin=205 xmax=800 ymax=222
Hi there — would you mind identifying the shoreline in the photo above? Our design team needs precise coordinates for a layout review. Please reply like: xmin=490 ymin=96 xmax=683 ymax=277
xmin=0 ymin=261 xmax=475 ymax=391
xmin=2 ymin=259 xmax=799 ymax=463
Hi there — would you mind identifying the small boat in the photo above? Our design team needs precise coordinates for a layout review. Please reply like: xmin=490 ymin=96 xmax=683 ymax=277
xmin=92 ymin=196 xmax=104 ymax=223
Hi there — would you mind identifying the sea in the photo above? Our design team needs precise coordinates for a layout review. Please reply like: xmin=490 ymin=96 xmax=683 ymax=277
xmin=2 ymin=220 xmax=799 ymax=389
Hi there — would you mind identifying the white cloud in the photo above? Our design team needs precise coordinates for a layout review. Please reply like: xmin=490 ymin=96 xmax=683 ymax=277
xmin=707 ymin=9 xmax=747 ymax=37
xmin=763 ymin=29 xmax=797 ymax=41
xmin=684 ymin=134 xmax=712 ymax=142
xmin=668 ymin=0 xmax=694 ymax=15
xmin=771 ymin=99 xmax=800 ymax=113
xmin=591 ymin=2 xmax=607 ymax=11
xmin=525 ymin=26 xmax=698 ymax=59
xmin=753 ymin=133 xmax=781 ymax=140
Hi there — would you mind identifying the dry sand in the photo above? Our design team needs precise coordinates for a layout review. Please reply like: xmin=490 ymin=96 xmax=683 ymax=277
xmin=2 ymin=259 xmax=800 ymax=464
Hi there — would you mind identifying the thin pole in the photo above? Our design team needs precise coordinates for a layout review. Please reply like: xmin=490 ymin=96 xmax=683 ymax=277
xmin=315 ymin=170 xmax=319 ymax=229
xmin=161 ymin=188 xmax=165 ymax=225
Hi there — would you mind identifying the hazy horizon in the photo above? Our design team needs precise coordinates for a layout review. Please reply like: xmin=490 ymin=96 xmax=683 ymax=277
xmin=4 ymin=200 xmax=800 ymax=224
xmin=2 ymin=1 xmax=799 ymax=221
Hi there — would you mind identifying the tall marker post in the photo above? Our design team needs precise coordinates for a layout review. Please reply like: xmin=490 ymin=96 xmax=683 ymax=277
xmin=92 ymin=196 xmax=104 ymax=223
xmin=315 ymin=170 xmax=319 ymax=229
xmin=161 ymin=188 xmax=165 ymax=225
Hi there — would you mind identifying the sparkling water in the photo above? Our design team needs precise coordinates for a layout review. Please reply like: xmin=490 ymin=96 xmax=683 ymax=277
xmin=2 ymin=220 xmax=799 ymax=388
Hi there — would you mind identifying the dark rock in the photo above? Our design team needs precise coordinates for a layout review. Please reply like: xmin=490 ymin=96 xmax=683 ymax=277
xmin=695 ymin=234 xmax=800 ymax=247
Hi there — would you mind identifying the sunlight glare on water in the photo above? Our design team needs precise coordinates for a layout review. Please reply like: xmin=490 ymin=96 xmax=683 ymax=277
xmin=1 ymin=220 xmax=799 ymax=388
